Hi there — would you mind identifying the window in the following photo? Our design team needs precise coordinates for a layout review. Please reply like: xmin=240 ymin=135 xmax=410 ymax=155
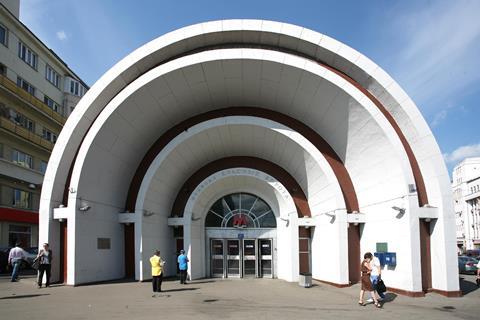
xmin=205 ymin=193 xmax=277 ymax=228
xmin=40 ymin=160 xmax=48 ymax=174
xmin=12 ymin=110 xmax=34 ymax=132
xmin=18 ymin=41 xmax=37 ymax=69
xmin=45 ymin=65 xmax=60 ymax=88
xmin=16 ymin=76 xmax=35 ymax=95
xmin=8 ymin=225 xmax=31 ymax=247
xmin=44 ymin=95 xmax=61 ymax=113
xmin=0 ymin=63 xmax=6 ymax=76
xmin=97 ymin=238 xmax=111 ymax=250
xmin=69 ymin=78 xmax=86 ymax=97
xmin=42 ymin=128 xmax=57 ymax=143
xmin=0 ymin=24 xmax=7 ymax=46
xmin=12 ymin=189 xmax=32 ymax=209
xmin=12 ymin=149 xmax=33 ymax=168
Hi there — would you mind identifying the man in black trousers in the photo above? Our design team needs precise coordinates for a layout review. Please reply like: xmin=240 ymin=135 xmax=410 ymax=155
xmin=149 ymin=250 xmax=164 ymax=296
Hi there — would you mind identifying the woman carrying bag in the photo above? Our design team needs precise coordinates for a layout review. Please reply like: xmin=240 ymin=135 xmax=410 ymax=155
xmin=36 ymin=243 xmax=52 ymax=288
xmin=359 ymin=252 xmax=381 ymax=308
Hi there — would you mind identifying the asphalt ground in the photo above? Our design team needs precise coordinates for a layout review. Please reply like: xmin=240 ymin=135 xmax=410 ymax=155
xmin=0 ymin=272 xmax=479 ymax=320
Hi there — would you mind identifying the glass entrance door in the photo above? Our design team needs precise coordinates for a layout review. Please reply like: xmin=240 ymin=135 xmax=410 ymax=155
xmin=243 ymin=239 xmax=256 ymax=277
xmin=210 ymin=238 xmax=273 ymax=278
xmin=259 ymin=239 xmax=273 ymax=278
xmin=227 ymin=240 xmax=240 ymax=277
xmin=211 ymin=239 xmax=224 ymax=277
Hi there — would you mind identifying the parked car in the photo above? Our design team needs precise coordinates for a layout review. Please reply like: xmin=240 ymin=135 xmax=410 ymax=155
xmin=458 ymin=256 xmax=479 ymax=274
xmin=465 ymin=249 xmax=480 ymax=258
xmin=0 ymin=247 xmax=37 ymax=273
xmin=0 ymin=247 xmax=10 ymax=273
xmin=24 ymin=247 xmax=38 ymax=267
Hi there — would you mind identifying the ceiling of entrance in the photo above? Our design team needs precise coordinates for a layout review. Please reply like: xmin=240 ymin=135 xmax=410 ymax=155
xmin=71 ymin=52 xmax=411 ymax=214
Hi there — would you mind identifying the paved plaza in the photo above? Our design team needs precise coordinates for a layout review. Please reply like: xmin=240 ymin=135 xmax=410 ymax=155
xmin=1 ymin=274 xmax=479 ymax=320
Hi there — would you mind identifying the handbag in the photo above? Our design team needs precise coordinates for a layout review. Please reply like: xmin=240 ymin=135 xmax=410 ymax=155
xmin=31 ymin=257 xmax=40 ymax=270
xmin=376 ymin=279 xmax=387 ymax=293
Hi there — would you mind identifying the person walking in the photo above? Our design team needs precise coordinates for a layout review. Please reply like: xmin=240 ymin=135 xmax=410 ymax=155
xmin=369 ymin=255 xmax=385 ymax=301
xmin=36 ymin=243 xmax=53 ymax=288
xmin=177 ymin=250 xmax=189 ymax=284
xmin=359 ymin=252 xmax=381 ymax=308
xmin=8 ymin=242 xmax=25 ymax=282
xmin=476 ymin=259 xmax=480 ymax=287
xmin=150 ymin=250 xmax=165 ymax=296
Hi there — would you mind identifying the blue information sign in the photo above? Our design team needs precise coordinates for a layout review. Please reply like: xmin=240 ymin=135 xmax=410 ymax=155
xmin=238 ymin=233 xmax=244 ymax=240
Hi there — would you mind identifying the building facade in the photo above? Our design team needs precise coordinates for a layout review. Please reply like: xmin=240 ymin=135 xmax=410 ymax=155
xmin=0 ymin=0 xmax=87 ymax=249
xmin=40 ymin=20 xmax=459 ymax=296
xmin=452 ymin=157 xmax=480 ymax=251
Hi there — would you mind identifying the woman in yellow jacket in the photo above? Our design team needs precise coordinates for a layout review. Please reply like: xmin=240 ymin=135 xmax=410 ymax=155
xmin=150 ymin=250 xmax=165 ymax=294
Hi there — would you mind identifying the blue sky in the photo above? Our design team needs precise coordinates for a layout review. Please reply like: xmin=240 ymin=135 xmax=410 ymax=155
xmin=19 ymin=0 xmax=480 ymax=174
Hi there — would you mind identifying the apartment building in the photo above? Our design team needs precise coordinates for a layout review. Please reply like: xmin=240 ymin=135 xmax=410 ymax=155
xmin=452 ymin=157 xmax=480 ymax=251
xmin=0 ymin=0 xmax=88 ymax=248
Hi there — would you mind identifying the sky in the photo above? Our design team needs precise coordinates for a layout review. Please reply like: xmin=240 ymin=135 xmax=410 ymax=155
xmin=18 ymin=0 xmax=480 ymax=174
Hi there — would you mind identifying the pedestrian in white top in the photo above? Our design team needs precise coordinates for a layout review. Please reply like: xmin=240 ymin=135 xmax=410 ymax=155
xmin=8 ymin=242 xmax=25 ymax=282
xmin=368 ymin=256 xmax=385 ymax=301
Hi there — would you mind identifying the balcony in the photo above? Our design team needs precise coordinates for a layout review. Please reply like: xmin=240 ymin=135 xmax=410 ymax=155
xmin=0 ymin=158 xmax=44 ymax=185
xmin=0 ymin=73 xmax=67 ymax=125
xmin=0 ymin=117 xmax=54 ymax=151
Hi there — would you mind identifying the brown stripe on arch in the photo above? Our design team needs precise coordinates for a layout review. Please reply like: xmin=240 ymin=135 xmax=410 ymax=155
xmin=170 ymin=156 xmax=311 ymax=218
xmin=124 ymin=107 xmax=359 ymax=213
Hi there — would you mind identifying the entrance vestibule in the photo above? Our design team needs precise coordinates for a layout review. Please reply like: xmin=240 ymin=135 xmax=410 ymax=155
xmin=206 ymin=193 xmax=277 ymax=279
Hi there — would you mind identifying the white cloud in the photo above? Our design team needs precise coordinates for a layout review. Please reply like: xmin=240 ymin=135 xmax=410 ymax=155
xmin=443 ymin=143 xmax=480 ymax=164
xmin=429 ymin=103 xmax=466 ymax=128
xmin=56 ymin=30 xmax=68 ymax=41
xmin=388 ymin=0 xmax=480 ymax=112
xmin=430 ymin=109 xmax=447 ymax=128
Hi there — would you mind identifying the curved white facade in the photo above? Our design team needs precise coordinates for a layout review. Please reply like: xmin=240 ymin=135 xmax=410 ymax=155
xmin=40 ymin=20 xmax=459 ymax=296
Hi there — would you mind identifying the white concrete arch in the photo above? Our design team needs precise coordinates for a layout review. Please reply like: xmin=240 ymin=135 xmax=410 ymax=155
xmin=41 ymin=19 xmax=445 ymax=217
xmin=135 ymin=116 xmax=345 ymax=216
xmin=40 ymin=20 xmax=458 ymax=295
xmin=68 ymin=48 xmax=414 ymax=214
xmin=181 ymin=170 xmax=299 ymax=282
xmin=59 ymin=49 xmax=421 ymax=287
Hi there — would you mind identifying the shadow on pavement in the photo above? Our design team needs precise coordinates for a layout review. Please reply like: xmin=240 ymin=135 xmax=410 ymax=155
xmin=459 ymin=276 xmax=479 ymax=295
xmin=0 ymin=294 xmax=50 ymax=300
xmin=382 ymin=292 xmax=398 ymax=303
xmin=162 ymin=287 xmax=199 ymax=293
xmin=188 ymin=280 xmax=217 ymax=284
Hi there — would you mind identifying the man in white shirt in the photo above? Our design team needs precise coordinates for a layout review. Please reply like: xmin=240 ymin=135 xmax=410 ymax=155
xmin=8 ymin=242 xmax=25 ymax=282
xmin=369 ymin=256 xmax=385 ymax=301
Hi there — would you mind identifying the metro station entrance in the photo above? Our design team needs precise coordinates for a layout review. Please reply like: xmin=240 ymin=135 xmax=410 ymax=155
xmin=210 ymin=238 xmax=273 ymax=278
xmin=206 ymin=192 xmax=277 ymax=279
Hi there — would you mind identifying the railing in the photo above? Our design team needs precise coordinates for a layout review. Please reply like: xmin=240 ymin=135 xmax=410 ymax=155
xmin=0 ymin=117 xmax=54 ymax=151
xmin=0 ymin=73 xmax=67 ymax=125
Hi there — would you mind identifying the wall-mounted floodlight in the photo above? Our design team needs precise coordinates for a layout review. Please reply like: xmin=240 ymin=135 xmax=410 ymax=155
xmin=78 ymin=198 xmax=91 ymax=212
xmin=392 ymin=206 xmax=406 ymax=219
xmin=79 ymin=204 xmax=91 ymax=212
xmin=279 ymin=217 xmax=290 ymax=227
xmin=324 ymin=212 xmax=336 ymax=224
xmin=143 ymin=210 xmax=155 ymax=217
